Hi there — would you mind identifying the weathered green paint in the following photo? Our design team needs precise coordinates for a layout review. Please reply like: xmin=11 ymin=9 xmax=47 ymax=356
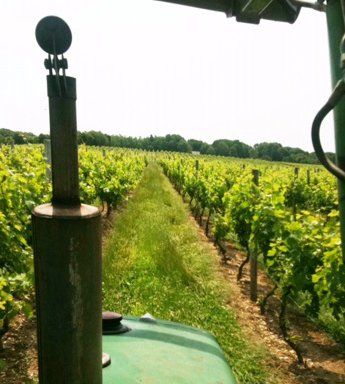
xmin=326 ymin=0 xmax=345 ymax=261
xmin=103 ymin=317 xmax=237 ymax=383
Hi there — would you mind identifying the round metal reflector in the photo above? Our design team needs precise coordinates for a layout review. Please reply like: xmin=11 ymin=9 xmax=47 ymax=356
xmin=35 ymin=16 xmax=72 ymax=55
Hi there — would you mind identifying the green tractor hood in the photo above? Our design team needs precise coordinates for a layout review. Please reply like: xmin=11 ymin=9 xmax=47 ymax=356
xmin=103 ymin=315 xmax=237 ymax=383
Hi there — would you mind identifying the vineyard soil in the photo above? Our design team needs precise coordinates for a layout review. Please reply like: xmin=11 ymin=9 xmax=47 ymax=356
xmin=0 ymin=314 xmax=37 ymax=383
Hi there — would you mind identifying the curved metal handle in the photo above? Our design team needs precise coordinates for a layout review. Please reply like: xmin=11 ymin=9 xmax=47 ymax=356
xmin=312 ymin=80 xmax=345 ymax=182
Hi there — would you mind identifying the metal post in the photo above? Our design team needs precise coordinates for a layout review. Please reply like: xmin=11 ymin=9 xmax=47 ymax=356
xmin=48 ymin=76 xmax=80 ymax=205
xmin=326 ymin=0 xmax=345 ymax=261
xmin=32 ymin=17 xmax=102 ymax=383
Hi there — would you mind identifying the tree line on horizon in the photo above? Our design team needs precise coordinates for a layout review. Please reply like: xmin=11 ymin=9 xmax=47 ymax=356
xmin=0 ymin=128 xmax=334 ymax=164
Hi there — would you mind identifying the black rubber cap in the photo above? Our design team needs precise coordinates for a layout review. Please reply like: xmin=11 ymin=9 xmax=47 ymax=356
xmin=102 ymin=311 xmax=131 ymax=335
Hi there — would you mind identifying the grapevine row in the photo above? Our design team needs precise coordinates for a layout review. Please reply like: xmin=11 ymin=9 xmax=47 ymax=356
xmin=0 ymin=144 xmax=147 ymax=344
xmin=158 ymin=153 xmax=344 ymax=361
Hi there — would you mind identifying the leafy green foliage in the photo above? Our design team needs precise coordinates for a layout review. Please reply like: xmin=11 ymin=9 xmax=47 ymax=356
xmin=0 ymin=145 xmax=49 ymax=273
xmin=224 ymin=175 xmax=259 ymax=250
xmin=0 ymin=271 xmax=33 ymax=349
xmin=159 ymin=152 xmax=344 ymax=347
xmin=79 ymin=146 xmax=146 ymax=213
xmin=312 ymin=212 xmax=345 ymax=320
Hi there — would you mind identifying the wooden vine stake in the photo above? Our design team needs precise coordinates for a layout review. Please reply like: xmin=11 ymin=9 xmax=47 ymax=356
xmin=250 ymin=169 xmax=259 ymax=302
xmin=195 ymin=159 xmax=199 ymax=177
xmin=294 ymin=167 xmax=299 ymax=178
xmin=293 ymin=167 xmax=299 ymax=221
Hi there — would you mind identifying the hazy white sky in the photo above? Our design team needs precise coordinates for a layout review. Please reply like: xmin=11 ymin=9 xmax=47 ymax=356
xmin=0 ymin=0 xmax=335 ymax=152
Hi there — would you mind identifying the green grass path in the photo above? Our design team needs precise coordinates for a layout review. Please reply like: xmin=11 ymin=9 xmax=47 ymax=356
xmin=103 ymin=163 xmax=276 ymax=384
